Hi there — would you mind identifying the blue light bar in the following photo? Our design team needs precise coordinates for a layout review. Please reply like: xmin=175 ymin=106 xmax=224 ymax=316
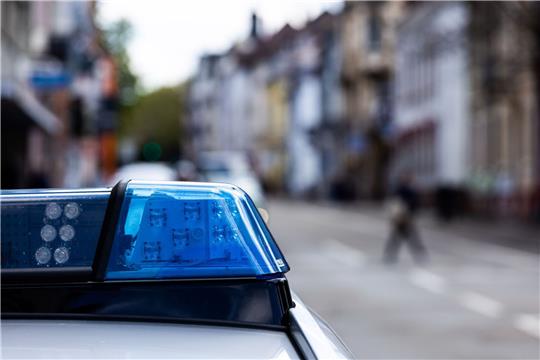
xmin=1 ymin=182 xmax=289 ymax=281
xmin=105 ymin=181 xmax=289 ymax=280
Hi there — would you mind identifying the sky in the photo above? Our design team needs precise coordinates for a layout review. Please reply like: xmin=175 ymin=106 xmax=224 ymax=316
xmin=98 ymin=0 xmax=342 ymax=90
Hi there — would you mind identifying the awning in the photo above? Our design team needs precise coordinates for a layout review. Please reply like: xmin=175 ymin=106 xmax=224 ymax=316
xmin=1 ymin=80 xmax=62 ymax=135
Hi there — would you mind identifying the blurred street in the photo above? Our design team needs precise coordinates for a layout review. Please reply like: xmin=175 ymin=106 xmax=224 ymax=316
xmin=267 ymin=199 xmax=540 ymax=359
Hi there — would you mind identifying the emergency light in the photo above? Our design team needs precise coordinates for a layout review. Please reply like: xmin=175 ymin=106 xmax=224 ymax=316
xmin=1 ymin=181 xmax=289 ymax=280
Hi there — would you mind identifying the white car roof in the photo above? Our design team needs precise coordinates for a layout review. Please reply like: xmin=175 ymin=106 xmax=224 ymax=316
xmin=2 ymin=320 xmax=299 ymax=359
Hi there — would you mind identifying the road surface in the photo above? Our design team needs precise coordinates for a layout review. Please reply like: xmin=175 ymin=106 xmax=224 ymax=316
xmin=267 ymin=199 xmax=540 ymax=359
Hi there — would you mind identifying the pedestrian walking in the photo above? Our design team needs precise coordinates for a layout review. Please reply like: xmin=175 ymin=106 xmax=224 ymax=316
xmin=383 ymin=172 xmax=428 ymax=264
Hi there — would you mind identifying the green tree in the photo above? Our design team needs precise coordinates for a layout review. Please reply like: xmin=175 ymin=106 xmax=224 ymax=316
xmin=120 ymin=84 xmax=187 ymax=162
xmin=102 ymin=18 xmax=139 ymax=105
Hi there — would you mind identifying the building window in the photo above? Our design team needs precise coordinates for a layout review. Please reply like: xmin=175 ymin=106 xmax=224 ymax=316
xmin=367 ymin=7 xmax=382 ymax=52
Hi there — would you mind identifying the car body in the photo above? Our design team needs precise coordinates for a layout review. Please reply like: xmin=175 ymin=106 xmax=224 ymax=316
xmin=2 ymin=293 xmax=350 ymax=359
xmin=2 ymin=320 xmax=299 ymax=358
xmin=0 ymin=181 xmax=353 ymax=359
xmin=196 ymin=151 xmax=266 ymax=208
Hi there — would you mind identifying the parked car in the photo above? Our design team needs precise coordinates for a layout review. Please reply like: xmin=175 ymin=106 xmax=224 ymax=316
xmin=197 ymin=151 xmax=266 ymax=208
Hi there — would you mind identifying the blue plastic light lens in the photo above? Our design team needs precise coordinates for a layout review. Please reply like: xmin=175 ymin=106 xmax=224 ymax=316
xmin=1 ymin=182 xmax=289 ymax=280
xmin=106 ymin=181 xmax=289 ymax=280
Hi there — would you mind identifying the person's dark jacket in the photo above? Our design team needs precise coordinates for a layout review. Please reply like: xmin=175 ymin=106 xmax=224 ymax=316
xmin=396 ymin=184 xmax=420 ymax=215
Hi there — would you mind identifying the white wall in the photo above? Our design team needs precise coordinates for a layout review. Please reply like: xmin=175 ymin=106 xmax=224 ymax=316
xmin=288 ymin=74 xmax=322 ymax=194
xmin=436 ymin=33 xmax=469 ymax=184
xmin=394 ymin=2 xmax=470 ymax=186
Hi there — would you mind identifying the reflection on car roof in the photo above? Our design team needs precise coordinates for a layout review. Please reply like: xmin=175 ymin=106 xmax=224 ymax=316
xmin=2 ymin=320 xmax=300 ymax=359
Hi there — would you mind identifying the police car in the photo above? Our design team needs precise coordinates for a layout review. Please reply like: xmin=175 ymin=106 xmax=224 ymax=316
xmin=1 ymin=181 xmax=353 ymax=359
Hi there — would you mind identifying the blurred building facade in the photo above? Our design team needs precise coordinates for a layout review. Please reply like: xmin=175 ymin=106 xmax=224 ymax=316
xmin=1 ymin=1 xmax=118 ymax=189
xmin=2 ymin=1 xmax=62 ymax=188
xmin=392 ymin=1 xmax=540 ymax=220
xmin=286 ymin=13 xmax=344 ymax=197
xmin=187 ymin=1 xmax=539 ymax=221
xmin=339 ymin=1 xmax=403 ymax=200
xmin=188 ymin=13 xmax=344 ymax=196
xmin=392 ymin=1 xmax=470 ymax=217
xmin=468 ymin=2 xmax=539 ymax=219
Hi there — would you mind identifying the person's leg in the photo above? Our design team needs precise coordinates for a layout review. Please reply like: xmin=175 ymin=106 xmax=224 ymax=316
xmin=407 ymin=220 xmax=428 ymax=264
xmin=383 ymin=224 xmax=403 ymax=264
